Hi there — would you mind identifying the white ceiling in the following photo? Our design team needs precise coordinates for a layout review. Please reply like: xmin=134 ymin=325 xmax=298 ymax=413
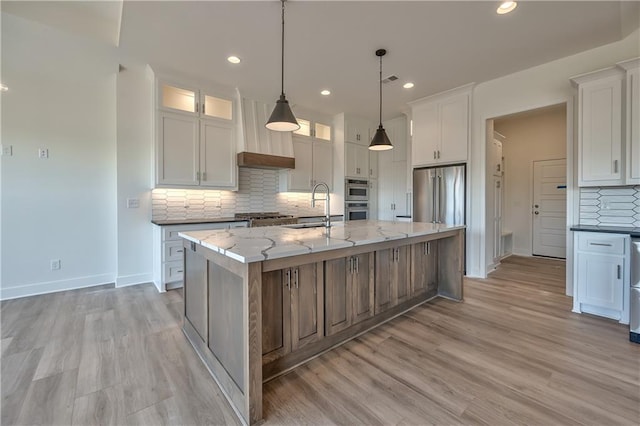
xmin=5 ymin=1 xmax=640 ymax=122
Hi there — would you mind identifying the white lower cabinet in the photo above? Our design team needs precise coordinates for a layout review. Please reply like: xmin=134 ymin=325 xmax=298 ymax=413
xmin=153 ymin=221 xmax=248 ymax=291
xmin=573 ymin=231 xmax=630 ymax=323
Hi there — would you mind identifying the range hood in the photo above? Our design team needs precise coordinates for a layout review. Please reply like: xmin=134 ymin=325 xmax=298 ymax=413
xmin=237 ymin=97 xmax=296 ymax=170
xmin=237 ymin=152 xmax=295 ymax=169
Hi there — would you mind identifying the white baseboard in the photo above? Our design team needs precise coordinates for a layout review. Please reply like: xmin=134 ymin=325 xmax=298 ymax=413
xmin=512 ymin=249 xmax=532 ymax=257
xmin=0 ymin=273 xmax=115 ymax=300
xmin=115 ymin=273 xmax=154 ymax=288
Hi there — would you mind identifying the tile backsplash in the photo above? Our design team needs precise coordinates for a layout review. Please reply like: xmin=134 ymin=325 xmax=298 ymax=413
xmin=152 ymin=168 xmax=327 ymax=221
xmin=579 ymin=186 xmax=640 ymax=227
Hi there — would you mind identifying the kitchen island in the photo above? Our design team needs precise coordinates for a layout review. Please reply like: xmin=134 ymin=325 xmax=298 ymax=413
xmin=179 ymin=220 xmax=465 ymax=425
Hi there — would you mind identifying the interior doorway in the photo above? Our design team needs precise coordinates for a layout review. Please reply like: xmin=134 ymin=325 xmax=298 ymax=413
xmin=488 ymin=103 xmax=568 ymax=268
xmin=532 ymin=159 xmax=567 ymax=258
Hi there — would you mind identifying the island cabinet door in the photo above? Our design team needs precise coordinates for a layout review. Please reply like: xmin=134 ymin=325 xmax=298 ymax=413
xmin=395 ymin=245 xmax=410 ymax=304
xmin=290 ymin=263 xmax=324 ymax=351
xmin=184 ymin=247 xmax=208 ymax=344
xmin=352 ymin=253 xmax=375 ymax=325
xmin=262 ymin=269 xmax=291 ymax=362
xmin=324 ymin=257 xmax=353 ymax=335
xmin=375 ymin=249 xmax=394 ymax=314
xmin=411 ymin=241 xmax=438 ymax=297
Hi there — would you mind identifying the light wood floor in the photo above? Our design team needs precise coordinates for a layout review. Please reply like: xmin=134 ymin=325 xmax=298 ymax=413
xmin=2 ymin=256 xmax=638 ymax=425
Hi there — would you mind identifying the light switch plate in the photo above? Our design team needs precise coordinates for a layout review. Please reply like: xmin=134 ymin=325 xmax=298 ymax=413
xmin=1 ymin=145 xmax=12 ymax=156
xmin=38 ymin=148 xmax=49 ymax=159
xmin=126 ymin=198 xmax=140 ymax=208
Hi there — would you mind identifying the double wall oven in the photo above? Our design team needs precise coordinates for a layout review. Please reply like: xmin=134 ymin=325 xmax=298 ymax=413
xmin=345 ymin=179 xmax=369 ymax=221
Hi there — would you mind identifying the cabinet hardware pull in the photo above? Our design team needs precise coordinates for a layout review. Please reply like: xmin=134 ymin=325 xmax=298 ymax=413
xmin=355 ymin=257 xmax=359 ymax=274
xmin=433 ymin=151 xmax=437 ymax=159
xmin=294 ymin=268 xmax=299 ymax=289
xmin=195 ymin=103 xmax=199 ymax=113
xmin=617 ymin=265 xmax=621 ymax=279
xmin=370 ymin=168 xmax=373 ymax=176
xmin=202 ymin=103 xmax=205 ymax=114
xmin=589 ymin=242 xmax=612 ymax=247
xmin=202 ymin=172 xmax=207 ymax=181
xmin=285 ymin=269 xmax=291 ymax=290
xmin=614 ymin=159 xmax=619 ymax=173
xmin=177 ymin=249 xmax=183 ymax=253
xmin=349 ymin=257 xmax=354 ymax=274
xmin=196 ymin=171 xmax=200 ymax=181
xmin=437 ymin=150 xmax=441 ymax=159
xmin=176 ymin=270 xmax=183 ymax=273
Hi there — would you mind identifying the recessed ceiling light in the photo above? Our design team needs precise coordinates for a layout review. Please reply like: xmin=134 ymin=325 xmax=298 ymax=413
xmin=320 ymin=89 xmax=331 ymax=96
xmin=227 ymin=56 xmax=241 ymax=64
xmin=403 ymin=82 xmax=415 ymax=89
xmin=497 ymin=1 xmax=517 ymax=14
xmin=0 ymin=83 xmax=8 ymax=92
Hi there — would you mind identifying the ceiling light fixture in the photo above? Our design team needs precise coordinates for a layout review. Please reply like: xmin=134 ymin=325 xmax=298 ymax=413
xmin=320 ymin=89 xmax=331 ymax=96
xmin=227 ymin=56 xmax=241 ymax=64
xmin=369 ymin=49 xmax=393 ymax=151
xmin=403 ymin=82 xmax=415 ymax=89
xmin=0 ymin=83 xmax=8 ymax=92
xmin=497 ymin=1 xmax=517 ymax=14
xmin=266 ymin=0 xmax=300 ymax=132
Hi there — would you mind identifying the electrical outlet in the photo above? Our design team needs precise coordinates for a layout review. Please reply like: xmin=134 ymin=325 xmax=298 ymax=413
xmin=50 ymin=259 xmax=61 ymax=270
xmin=126 ymin=198 xmax=140 ymax=208
xmin=1 ymin=145 xmax=12 ymax=156
xmin=602 ymin=200 xmax=611 ymax=210
xmin=38 ymin=148 xmax=49 ymax=159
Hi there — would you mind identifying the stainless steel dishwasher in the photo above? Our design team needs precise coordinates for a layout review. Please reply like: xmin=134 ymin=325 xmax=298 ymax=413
xmin=631 ymin=238 xmax=640 ymax=343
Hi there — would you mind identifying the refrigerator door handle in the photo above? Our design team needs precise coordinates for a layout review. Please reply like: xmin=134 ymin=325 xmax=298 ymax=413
xmin=437 ymin=175 xmax=443 ymax=223
xmin=432 ymin=175 xmax=437 ymax=223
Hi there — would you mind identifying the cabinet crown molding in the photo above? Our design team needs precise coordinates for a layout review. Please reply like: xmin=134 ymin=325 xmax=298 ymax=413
xmin=570 ymin=66 xmax=624 ymax=87
xmin=407 ymin=82 xmax=474 ymax=107
xmin=616 ymin=57 xmax=640 ymax=71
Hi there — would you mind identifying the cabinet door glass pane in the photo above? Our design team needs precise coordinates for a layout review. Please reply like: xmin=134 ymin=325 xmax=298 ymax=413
xmin=162 ymin=84 xmax=195 ymax=113
xmin=294 ymin=118 xmax=311 ymax=137
xmin=204 ymin=95 xmax=233 ymax=120
xmin=315 ymin=123 xmax=331 ymax=141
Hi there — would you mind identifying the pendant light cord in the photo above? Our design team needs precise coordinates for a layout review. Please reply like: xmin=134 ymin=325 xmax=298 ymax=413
xmin=379 ymin=54 xmax=383 ymax=126
xmin=280 ymin=0 xmax=285 ymax=96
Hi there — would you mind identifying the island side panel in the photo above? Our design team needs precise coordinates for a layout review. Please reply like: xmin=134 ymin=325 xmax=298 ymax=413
xmin=182 ymin=240 xmax=263 ymax=425
xmin=437 ymin=229 xmax=465 ymax=301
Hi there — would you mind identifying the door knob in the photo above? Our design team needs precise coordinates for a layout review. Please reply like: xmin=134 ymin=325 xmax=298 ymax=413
xmin=534 ymin=211 xmax=539 ymax=215
xmin=534 ymin=204 xmax=539 ymax=208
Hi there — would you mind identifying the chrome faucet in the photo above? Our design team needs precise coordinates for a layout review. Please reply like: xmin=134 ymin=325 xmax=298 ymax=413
xmin=311 ymin=182 xmax=331 ymax=228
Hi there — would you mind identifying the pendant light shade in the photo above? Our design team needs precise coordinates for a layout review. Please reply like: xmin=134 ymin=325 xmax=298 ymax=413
xmin=369 ymin=49 xmax=393 ymax=151
xmin=266 ymin=0 xmax=300 ymax=132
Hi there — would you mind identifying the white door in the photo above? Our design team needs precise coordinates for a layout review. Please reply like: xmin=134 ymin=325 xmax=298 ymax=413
xmin=200 ymin=119 xmax=236 ymax=188
xmin=157 ymin=112 xmax=199 ymax=186
xmin=533 ymin=159 xmax=567 ymax=258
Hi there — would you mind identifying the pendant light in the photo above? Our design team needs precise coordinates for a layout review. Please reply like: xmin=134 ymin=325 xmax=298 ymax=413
xmin=369 ymin=49 xmax=393 ymax=151
xmin=266 ymin=0 xmax=300 ymax=132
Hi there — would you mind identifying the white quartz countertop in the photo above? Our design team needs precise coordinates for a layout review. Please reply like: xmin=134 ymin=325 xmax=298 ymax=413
xmin=179 ymin=220 xmax=465 ymax=263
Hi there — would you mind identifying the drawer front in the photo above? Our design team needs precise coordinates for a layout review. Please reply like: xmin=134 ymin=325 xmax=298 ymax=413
xmin=577 ymin=232 xmax=627 ymax=255
xmin=163 ymin=261 xmax=184 ymax=284
xmin=163 ymin=241 xmax=185 ymax=262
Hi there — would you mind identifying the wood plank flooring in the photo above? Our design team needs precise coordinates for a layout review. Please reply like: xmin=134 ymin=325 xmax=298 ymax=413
xmin=2 ymin=255 xmax=638 ymax=425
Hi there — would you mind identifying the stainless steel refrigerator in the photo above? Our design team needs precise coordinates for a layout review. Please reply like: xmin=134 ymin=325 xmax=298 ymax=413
xmin=413 ymin=164 xmax=465 ymax=225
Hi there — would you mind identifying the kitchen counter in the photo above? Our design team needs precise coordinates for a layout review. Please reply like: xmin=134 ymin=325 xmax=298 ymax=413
xmin=180 ymin=219 xmax=464 ymax=425
xmin=151 ymin=217 xmax=247 ymax=226
xmin=570 ymin=225 xmax=640 ymax=237
xmin=179 ymin=220 xmax=464 ymax=263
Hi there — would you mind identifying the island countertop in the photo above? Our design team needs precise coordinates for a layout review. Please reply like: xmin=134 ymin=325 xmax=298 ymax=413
xmin=179 ymin=220 xmax=465 ymax=263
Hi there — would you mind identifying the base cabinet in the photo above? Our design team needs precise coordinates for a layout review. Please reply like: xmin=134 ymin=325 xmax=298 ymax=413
xmin=325 ymin=253 xmax=374 ymax=335
xmin=375 ymin=245 xmax=410 ymax=314
xmin=573 ymin=231 xmax=630 ymax=323
xmin=411 ymin=241 xmax=438 ymax=297
xmin=262 ymin=263 xmax=324 ymax=362
xmin=184 ymin=247 xmax=208 ymax=343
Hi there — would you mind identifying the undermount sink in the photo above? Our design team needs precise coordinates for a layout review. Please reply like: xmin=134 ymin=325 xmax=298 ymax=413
xmin=281 ymin=222 xmax=327 ymax=229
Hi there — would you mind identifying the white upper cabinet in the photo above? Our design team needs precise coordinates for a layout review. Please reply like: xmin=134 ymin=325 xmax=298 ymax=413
xmin=409 ymin=84 xmax=472 ymax=167
xmin=241 ymin=98 xmax=293 ymax=157
xmin=279 ymin=110 xmax=334 ymax=192
xmin=155 ymin=78 xmax=237 ymax=189
xmin=572 ymin=68 xmax=624 ymax=186
xmin=619 ymin=59 xmax=640 ymax=184
xmin=346 ymin=116 xmax=372 ymax=146
xmin=345 ymin=142 xmax=369 ymax=178
xmin=377 ymin=115 xmax=409 ymax=221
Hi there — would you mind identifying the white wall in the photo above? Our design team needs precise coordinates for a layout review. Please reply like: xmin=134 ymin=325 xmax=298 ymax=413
xmin=494 ymin=105 xmax=567 ymax=256
xmin=1 ymin=13 xmax=119 ymax=298
xmin=467 ymin=28 xmax=640 ymax=279
xmin=115 ymin=63 xmax=154 ymax=287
